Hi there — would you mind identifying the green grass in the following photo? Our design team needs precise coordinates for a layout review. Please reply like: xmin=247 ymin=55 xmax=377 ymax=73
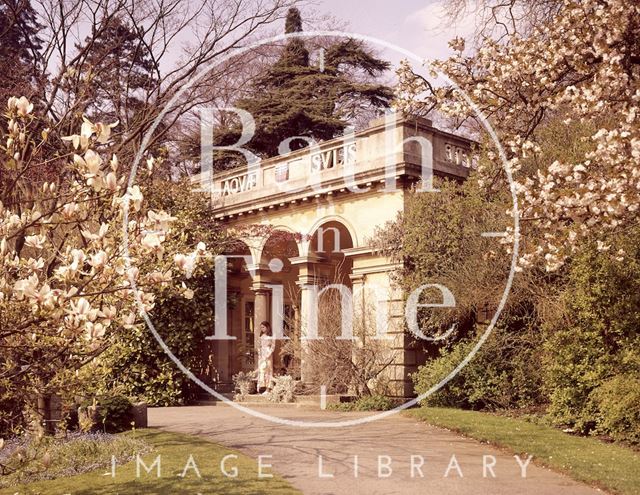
xmin=0 ymin=432 xmax=150 ymax=487
xmin=327 ymin=395 xmax=395 ymax=412
xmin=407 ymin=407 xmax=640 ymax=495
xmin=2 ymin=429 xmax=301 ymax=495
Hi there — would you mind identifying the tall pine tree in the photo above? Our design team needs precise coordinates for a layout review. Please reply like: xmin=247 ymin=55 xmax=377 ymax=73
xmin=213 ymin=7 xmax=392 ymax=162
xmin=0 ymin=0 xmax=43 ymax=103
xmin=73 ymin=16 xmax=157 ymax=129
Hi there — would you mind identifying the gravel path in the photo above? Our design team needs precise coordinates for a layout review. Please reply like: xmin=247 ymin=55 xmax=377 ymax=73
xmin=149 ymin=405 xmax=603 ymax=495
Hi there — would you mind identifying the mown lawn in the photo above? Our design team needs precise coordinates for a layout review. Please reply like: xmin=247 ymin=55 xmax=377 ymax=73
xmin=407 ymin=407 xmax=640 ymax=495
xmin=1 ymin=429 xmax=301 ymax=495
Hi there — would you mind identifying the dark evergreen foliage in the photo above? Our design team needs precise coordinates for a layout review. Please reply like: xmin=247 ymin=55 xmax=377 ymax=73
xmin=72 ymin=16 xmax=157 ymax=127
xmin=212 ymin=7 xmax=393 ymax=164
xmin=0 ymin=0 xmax=43 ymax=102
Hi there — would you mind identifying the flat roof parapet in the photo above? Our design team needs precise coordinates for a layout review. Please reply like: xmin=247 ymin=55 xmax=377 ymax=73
xmin=191 ymin=112 xmax=475 ymax=217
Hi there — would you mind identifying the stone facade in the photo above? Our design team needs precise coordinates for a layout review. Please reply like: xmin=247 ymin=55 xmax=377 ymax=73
xmin=193 ymin=113 xmax=473 ymax=397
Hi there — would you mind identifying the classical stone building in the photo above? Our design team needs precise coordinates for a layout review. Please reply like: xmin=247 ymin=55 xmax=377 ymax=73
xmin=194 ymin=113 xmax=473 ymax=397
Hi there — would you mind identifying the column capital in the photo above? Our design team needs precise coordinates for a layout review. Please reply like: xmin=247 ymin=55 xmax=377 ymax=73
xmin=296 ymin=274 xmax=318 ymax=287
xmin=289 ymin=254 xmax=324 ymax=266
xmin=251 ymin=281 xmax=272 ymax=294
xmin=245 ymin=262 xmax=271 ymax=274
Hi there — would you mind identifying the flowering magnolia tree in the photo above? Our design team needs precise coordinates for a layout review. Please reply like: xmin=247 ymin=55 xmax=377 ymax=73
xmin=0 ymin=97 xmax=207 ymax=433
xmin=395 ymin=0 xmax=640 ymax=271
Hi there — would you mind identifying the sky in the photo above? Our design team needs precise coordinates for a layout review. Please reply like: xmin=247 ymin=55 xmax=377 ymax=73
xmin=31 ymin=0 xmax=477 ymax=81
xmin=314 ymin=0 xmax=478 ymax=65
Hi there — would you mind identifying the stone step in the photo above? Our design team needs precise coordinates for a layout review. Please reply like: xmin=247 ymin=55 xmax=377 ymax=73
xmin=193 ymin=392 xmax=235 ymax=405
xmin=194 ymin=393 xmax=354 ymax=408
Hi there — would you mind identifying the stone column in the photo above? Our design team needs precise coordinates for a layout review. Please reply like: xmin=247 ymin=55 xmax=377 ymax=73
xmin=251 ymin=283 xmax=270 ymax=354
xmin=348 ymin=273 xmax=365 ymax=396
xmin=349 ymin=273 xmax=366 ymax=340
xmin=296 ymin=274 xmax=317 ymax=383
xmin=251 ymin=275 xmax=270 ymax=382
xmin=290 ymin=255 xmax=323 ymax=384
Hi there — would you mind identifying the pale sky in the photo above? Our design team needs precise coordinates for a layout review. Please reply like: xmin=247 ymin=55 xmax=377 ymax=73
xmin=33 ymin=0 xmax=476 ymax=80
xmin=314 ymin=0 xmax=477 ymax=64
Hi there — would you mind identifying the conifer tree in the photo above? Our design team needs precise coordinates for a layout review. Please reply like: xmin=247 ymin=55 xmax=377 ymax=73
xmin=0 ymin=0 xmax=43 ymax=102
xmin=73 ymin=16 xmax=157 ymax=129
xmin=213 ymin=7 xmax=392 ymax=162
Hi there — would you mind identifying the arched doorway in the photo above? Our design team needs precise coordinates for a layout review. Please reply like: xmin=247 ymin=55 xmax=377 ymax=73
xmin=258 ymin=229 xmax=301 ymax=378
xmin=297 ymin=219 xmax=355 ymax=392
xmin=308 ymin=219 xmax=354 ymax=287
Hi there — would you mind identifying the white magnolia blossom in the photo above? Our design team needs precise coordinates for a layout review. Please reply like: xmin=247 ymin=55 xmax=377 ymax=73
xmin=62 ymin=116 xmax=118 ymax=150
xmin=174 ymin=253 xmax=196 ymax=278
xmin=1 ymin=97 xmax=206 ymax=361
xmin=126 ymin=185 xmax=143 ymax=212
xmin=147 ymin=210 xmax=177 ymax=232
xmin=8 ymin=96 xmax=34 ymax=117
xmin=181 ymin=282 xmax=195 ymax=300
xmin=88 ymin=251 xmax=109 ymax=271
xmin=395 ymin=0 xmax=640 ymax=270
xmin=24 ymin=234 xmax=46 ymax=250
xmin=141 ymin=232 xmax=165 ymax=253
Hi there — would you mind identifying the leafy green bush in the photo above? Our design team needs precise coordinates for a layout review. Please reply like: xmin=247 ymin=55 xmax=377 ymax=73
xmin=412 ymin=340 xmax=473 ymax=408
xmin=588 ymin=375 xmax=640 ymax=443
xmin=353 ymin=395 xmax=394 ymax=411
xmin=95 ymin=396 xmax=134 ymax=433
xmin=95 ymin=280 xmax=215 ymax=406
xmin=410 ymin=233 xmax=640 ymax=445
xmin=78 ymin=395 xmax=134 ymax=433
xmin=543 ymin=235 xmax=640 ymax=440
xmin=329 ymin=395 xmax=394 ymax=412
xmin=91 ymin=180 xmax=226 ymax=406
xmin=412 ymin=322 xmax=544 ymax=411
xmin=373 ymin=176 xmax=513 ymax=336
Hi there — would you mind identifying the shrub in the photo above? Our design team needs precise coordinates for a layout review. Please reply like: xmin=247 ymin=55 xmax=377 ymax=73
xmin=77 ymin=395 xmax=134 ymax=433
xmin=588 ymin=375 xmax=640 ymax=443
xmin=91 ymin=180 xmax=227 ymax=407
xmin=281 ymin=292 xmax=398 ymax=397
xmin=95 ymin=294 xmax=213 ymax=406
xmin=232 ymin=371 xmax=256 ymax=400
xmin=267 ymin=376 xmax=297 ymax=403
xmin=543 ymin=235 xmax=640 ymax=439
xmin=352 ymin=395 xmax=394 ymax=411
xmin=329 ymin=395 xmax=394 ymax=412
xmin=412 ymin=321 xmax=544 ymax=411
xmin=96 ymin=396 xmax=134 ymax=433
xmin=412 ymin=340 xmax=474 ymax=409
